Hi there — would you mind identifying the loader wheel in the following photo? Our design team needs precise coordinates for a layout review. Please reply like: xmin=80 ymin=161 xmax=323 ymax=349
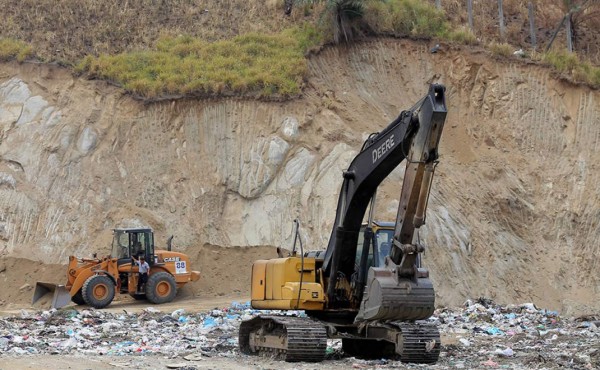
xmin=71 ymin=289 xmax=85 ymax=305
xmin=145 ymin=272 xmax=177 ymax=304
xmin=82 ymin=275 xmax=115 ymax=309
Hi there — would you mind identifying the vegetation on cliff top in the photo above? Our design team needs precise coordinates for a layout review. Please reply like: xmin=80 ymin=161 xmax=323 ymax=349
xmin=76 ymin=26 xmax=321 ymax=99
xmin=0 ymin=38 xmax=33 ymax=62
xmin=1 ymin=0 xmax=599 ymax=99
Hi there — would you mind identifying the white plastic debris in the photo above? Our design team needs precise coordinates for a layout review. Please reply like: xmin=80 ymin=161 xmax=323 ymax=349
xmin=459 ymin=338 xmax=471 ymax=347
xmin=0 ymin=298 xmax=595 ymax=370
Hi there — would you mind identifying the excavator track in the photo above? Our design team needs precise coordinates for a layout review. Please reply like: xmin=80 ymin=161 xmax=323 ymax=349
xmin=239 ymin=315 xmax=327 ymax=362
xmin=394 ymin=322 xmax=440 ymax=364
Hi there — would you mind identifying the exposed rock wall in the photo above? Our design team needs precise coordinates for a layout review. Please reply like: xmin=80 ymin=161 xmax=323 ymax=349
xmin=1 ymin=39 xmax=599 ymax=313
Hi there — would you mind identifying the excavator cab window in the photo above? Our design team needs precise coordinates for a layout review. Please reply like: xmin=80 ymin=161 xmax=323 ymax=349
xmin=355 ymin=230 xmax=373 ymax=269
xmin=355 ymin=225 xmax=395 ymax=268
xmin=374 ymin=230 xmax=394 ymax=267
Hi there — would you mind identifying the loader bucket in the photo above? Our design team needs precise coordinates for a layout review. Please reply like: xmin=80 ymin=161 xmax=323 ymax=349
xmin=32 ymin=282 xmax=71 ymax=309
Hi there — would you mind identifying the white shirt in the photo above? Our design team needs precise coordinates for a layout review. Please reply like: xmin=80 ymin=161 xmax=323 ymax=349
xmin=137 ymin=260 xmax=150 ymax=274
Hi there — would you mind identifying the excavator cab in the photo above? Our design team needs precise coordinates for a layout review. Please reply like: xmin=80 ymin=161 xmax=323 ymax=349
xmin=111 ymin=228 xmax=155 ymax=266
xmin=355 ymin=221 xmax=395 ymax=268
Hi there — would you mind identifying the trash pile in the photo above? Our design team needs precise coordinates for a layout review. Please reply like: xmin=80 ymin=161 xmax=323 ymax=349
xmin=428 ymin=298 xmax=600 ymax=369
xmin=0 ymin=301 xmax=264 ymax=358
xmin=0 ymin=298 xmax=598 ymax=369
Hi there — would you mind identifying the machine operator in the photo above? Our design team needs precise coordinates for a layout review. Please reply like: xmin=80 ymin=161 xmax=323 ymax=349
xmin=132 ymin=255 xmax=150 ymax=293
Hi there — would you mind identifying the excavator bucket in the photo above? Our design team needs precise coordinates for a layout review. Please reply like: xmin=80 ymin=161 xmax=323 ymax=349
xmin=355 ymin=267 xmax=435 ymax=322
xmin=32 ymin=282 xmax=71 ymax=309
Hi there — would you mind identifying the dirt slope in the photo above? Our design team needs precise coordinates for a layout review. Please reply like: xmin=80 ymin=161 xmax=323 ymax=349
xmin=1 ymin=38 xmax=600 ymax=314
xmin=0 ymin=245 xmax=277 ymax=312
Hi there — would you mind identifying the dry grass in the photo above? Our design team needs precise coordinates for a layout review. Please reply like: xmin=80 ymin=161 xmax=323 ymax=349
xmin=444 ymin=26 xmax=477 ymax=45
xmin=438 ymin=0 xmax=600 ymax=64
xmin=76 ymin=26 xmax=322 ymax=100
xmin=364 ymin=0 xmax=447 ymax=38
xmin=543 ymin=50 xmax=600 ymax=87
xmin=0 ymin=38 xmax=33 ymax=62
xmin=0 ymin=0 xmax=299 ymax=63
xmin=489 ymin=42 xmax=515 ymax=58
xmin=1 ymin=0 xmax=599 ymax=98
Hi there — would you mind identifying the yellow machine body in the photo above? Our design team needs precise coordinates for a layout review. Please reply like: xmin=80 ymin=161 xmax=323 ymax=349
xmin=251 ymin=256 xmax=325 ymax=310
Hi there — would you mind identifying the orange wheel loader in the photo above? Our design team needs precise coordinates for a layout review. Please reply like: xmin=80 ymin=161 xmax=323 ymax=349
xmin=32 ymin=228 xmax=200 ymax=309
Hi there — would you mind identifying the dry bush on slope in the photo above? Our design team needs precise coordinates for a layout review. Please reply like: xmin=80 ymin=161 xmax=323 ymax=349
xmin=0 ymin=0 xmax=300 ymax=63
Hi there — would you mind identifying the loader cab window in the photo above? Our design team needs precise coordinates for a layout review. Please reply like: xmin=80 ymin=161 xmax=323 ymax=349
xmin=131 ymin=233 xmax=142 ymax=257
xmin=112 ymin=231 xmax=131 ymax=259
xmin=111 ymin=229 xmax=155 ymax=265
xmin=131 ymin=231 xmax=154 ymax=264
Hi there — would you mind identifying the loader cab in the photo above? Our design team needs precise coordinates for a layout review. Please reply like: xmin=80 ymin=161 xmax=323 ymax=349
xmin=355 ymin=221 xmax=395 ymax=268
xmin=111 ymin=228 xmax=155 ymax=266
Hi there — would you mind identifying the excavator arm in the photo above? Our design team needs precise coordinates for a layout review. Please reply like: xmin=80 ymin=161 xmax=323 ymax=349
xmin=391 ymin=85 xmax=447 ymax=273
xmin=322 ymin=84 xmax=447 ymax=315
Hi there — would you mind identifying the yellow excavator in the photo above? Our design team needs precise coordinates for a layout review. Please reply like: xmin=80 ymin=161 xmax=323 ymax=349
xmin=239 ymin=84 xmax=448 ymax=363
xmin=33 ymin=228 xmax=200 ymax=309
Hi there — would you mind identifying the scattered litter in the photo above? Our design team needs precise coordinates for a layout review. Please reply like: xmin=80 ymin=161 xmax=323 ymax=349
xmin=109 ymin=361 xmax=131 ymax=368
xmin=494 ymin=347 xmax=514 ymax=357
xmin=458 ymin=338 xmax=471 ymax=347
xmin=143 ymin=307 xmax=161 ymax=314
xmin=166 ymin=363 xmax=191 ymax=369
xmin=183 ymin=353 xmax=203 ymax=361
xmin=0 ymin=299 xmax=597 ymax=369
xmin=171 ymin=309 xmax=185 ymax=319
xmin=481 ymin=358 xmax=499 ymax=367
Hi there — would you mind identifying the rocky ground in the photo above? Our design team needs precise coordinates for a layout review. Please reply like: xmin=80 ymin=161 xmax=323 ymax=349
xmin=0 ymin=298 xmax=598 ymax=370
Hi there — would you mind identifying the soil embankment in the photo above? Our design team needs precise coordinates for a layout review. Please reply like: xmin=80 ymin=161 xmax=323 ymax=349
xmin=1 ymin=39 xmax=599 ymax=313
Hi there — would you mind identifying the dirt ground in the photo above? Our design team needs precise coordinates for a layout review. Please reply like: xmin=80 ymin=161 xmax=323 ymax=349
xmin=0 ymin=354 xmax=357 ymax=370
xmin=0 ymin=245 xmax=279 ymax=313
xmin=0 ymin=254 xmax=323 ymax=370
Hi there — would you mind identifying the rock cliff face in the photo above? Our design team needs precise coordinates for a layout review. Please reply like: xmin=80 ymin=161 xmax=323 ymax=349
xmin=1 ymin=39 xmax=599 ymax=313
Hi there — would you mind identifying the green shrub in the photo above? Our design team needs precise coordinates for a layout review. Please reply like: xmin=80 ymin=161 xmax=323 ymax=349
xmin=592 ymin=67 xmax=600 ymax=86
xmin=0 ymin=38 xmax=34 ymax=62
xmin=444 ymin=27 xmax=477 ymax=45
xmin=543 ymin=50 xmax=580 ymax=73
xmin=282 ymin=23 xmax=324 ymax=54
xmin=76 ymin=26 xmax=323 ymax=99
xmin=542 ymin=51 xmax=600 ymax=87
xmin=365 ymin=0 xmax=447 ymax=38
xmin=488 ymin=42 xmax=513 ymax=58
